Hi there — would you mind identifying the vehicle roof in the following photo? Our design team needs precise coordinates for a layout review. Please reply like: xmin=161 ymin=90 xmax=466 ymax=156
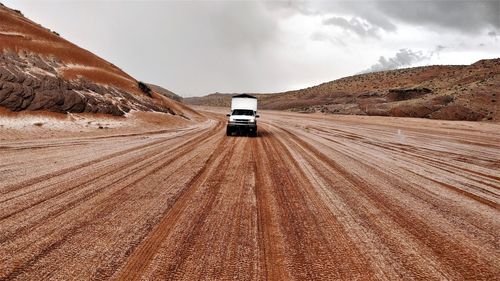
xmin=232 ymin=94 xmax=257 ymax=99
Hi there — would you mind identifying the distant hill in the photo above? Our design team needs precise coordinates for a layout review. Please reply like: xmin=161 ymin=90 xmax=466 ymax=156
xmin=186 ymin=59 xmax=499 ymax=121
xmin=147 ymin=84 xmax=183 ymax=102
xmin=0 ymin=3 xmax=192 ymax=117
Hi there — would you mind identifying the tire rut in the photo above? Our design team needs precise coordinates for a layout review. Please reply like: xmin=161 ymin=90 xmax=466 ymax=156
xmin=115 ymin=129 xmax=234 ymax=280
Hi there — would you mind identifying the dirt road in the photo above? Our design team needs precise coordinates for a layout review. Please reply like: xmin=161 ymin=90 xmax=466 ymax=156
xmin=1 ymin=110 xmax=499 ymax=280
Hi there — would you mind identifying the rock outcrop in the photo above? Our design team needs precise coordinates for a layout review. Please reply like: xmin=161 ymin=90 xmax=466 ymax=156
xmin=0 ymin=4 xmax=179 ymax=117
xmin=0 ymin=52 xmax=173 ymax=116
xmin=147 ymin=84 xmax=183 ymax=102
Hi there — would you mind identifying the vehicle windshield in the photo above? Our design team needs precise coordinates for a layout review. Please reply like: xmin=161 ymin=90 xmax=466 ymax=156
xmin=232 ymin=109 xmax=254 ymax=116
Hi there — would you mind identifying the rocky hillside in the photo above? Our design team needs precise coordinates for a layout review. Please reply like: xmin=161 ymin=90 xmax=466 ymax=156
xmin=186 ymin=59 xmax=499 ymax=121
xmin=0 ymin=3 xmax=190 ymax=117
xmin=147 ymin=83 xmax=183 ymax=102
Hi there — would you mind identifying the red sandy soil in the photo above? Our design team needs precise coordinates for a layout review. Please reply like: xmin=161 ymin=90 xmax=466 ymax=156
xmin=186 ymin=59 xmax=500 ymax=121
xmin=0 ymin=108 xmax=498 ymax=280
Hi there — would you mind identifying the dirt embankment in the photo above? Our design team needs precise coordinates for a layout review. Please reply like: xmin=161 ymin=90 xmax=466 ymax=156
xmin=186 ymin=59 xmax=500 ymax=121
xmin=0 ymin=4 xmax=188 ymax=117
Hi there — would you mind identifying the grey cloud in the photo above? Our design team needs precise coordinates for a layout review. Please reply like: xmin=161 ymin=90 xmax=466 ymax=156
xmin=488 ymin=31 xmax=497 ymax=37
xmin=361 ymin=49 xmax=429 ymax=73
xmin=310 ymin=31 xmax=346 ymax=46
xmin=264 ymin=1 xmax=318 ymax=16
xmin=323 ymin=16 xmax=381 ymax=38
xmin=319 ymin=2 xmax=397 ymax=32
xmin=287 ymin=1 xmax=499 ymax=34
xmin=431 ymin=45 xmax=446 ymax=58
xmin=374 ymin=1 xmax=500 ymax=33
xmin=436 ymin=45 xmax=446 ymax=52
xmin=358 ymin=10 xmax=397 ymax=32
xmin=269 ymin=1 xmax=397 ymax=33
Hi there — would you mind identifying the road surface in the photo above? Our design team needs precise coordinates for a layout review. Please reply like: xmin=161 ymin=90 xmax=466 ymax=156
xmin=1 ymin=110 xmax=499 ymax=280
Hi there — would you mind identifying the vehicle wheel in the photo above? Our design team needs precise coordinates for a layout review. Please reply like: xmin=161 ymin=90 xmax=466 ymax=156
xmin=226 ymin=128 xmax=231 ymax=136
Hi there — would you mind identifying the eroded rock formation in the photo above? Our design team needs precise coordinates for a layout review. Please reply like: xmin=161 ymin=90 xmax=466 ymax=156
xmin=0 ymin=51 xmax=173 ymax=116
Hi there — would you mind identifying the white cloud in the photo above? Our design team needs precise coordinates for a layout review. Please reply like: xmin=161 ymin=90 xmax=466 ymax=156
xmin=361 ymin=49 xmax=429 ymax=73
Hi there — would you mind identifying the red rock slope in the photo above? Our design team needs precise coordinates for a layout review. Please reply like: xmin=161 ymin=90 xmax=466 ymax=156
xmin=0 ymin=3 xmax=194 ymax=117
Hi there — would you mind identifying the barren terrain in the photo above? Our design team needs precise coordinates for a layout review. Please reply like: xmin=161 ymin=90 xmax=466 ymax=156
xmin=186 ymin=59 xmax=499 ymax=121
xmin=1 ymin=108 xmax=499 ymax=280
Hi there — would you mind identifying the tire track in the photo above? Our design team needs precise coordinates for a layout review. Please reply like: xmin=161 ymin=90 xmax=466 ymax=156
xmin=2 ymin=109 xmax=499 ymax=280
xmin=272 ymin=123 xmax=500 ymax=279
xmin=115 ymin=132 xmax=235 ymax=280
xmin=0 ymin=121 xmax=226 ymax=280
xmin=251 ymin=125 xmax=375 ymax=280
xmin=0 ymin=121 xmax=223 ymax=245
xmin=0 ymin=122 xmax=211 ymax=195
xmin=285 ymin=122 xmax=499 ymax=208
xmin=0 ymin=122 xmax=218 ymax=221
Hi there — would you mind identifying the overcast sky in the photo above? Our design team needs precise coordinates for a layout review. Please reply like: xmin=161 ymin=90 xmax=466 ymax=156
xmin=4 ymin=0 xmax=499 ymax=97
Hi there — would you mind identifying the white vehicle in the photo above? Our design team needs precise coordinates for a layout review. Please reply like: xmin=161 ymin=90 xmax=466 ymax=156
xmin=226 ymin=94 xmax=259 ymax=137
